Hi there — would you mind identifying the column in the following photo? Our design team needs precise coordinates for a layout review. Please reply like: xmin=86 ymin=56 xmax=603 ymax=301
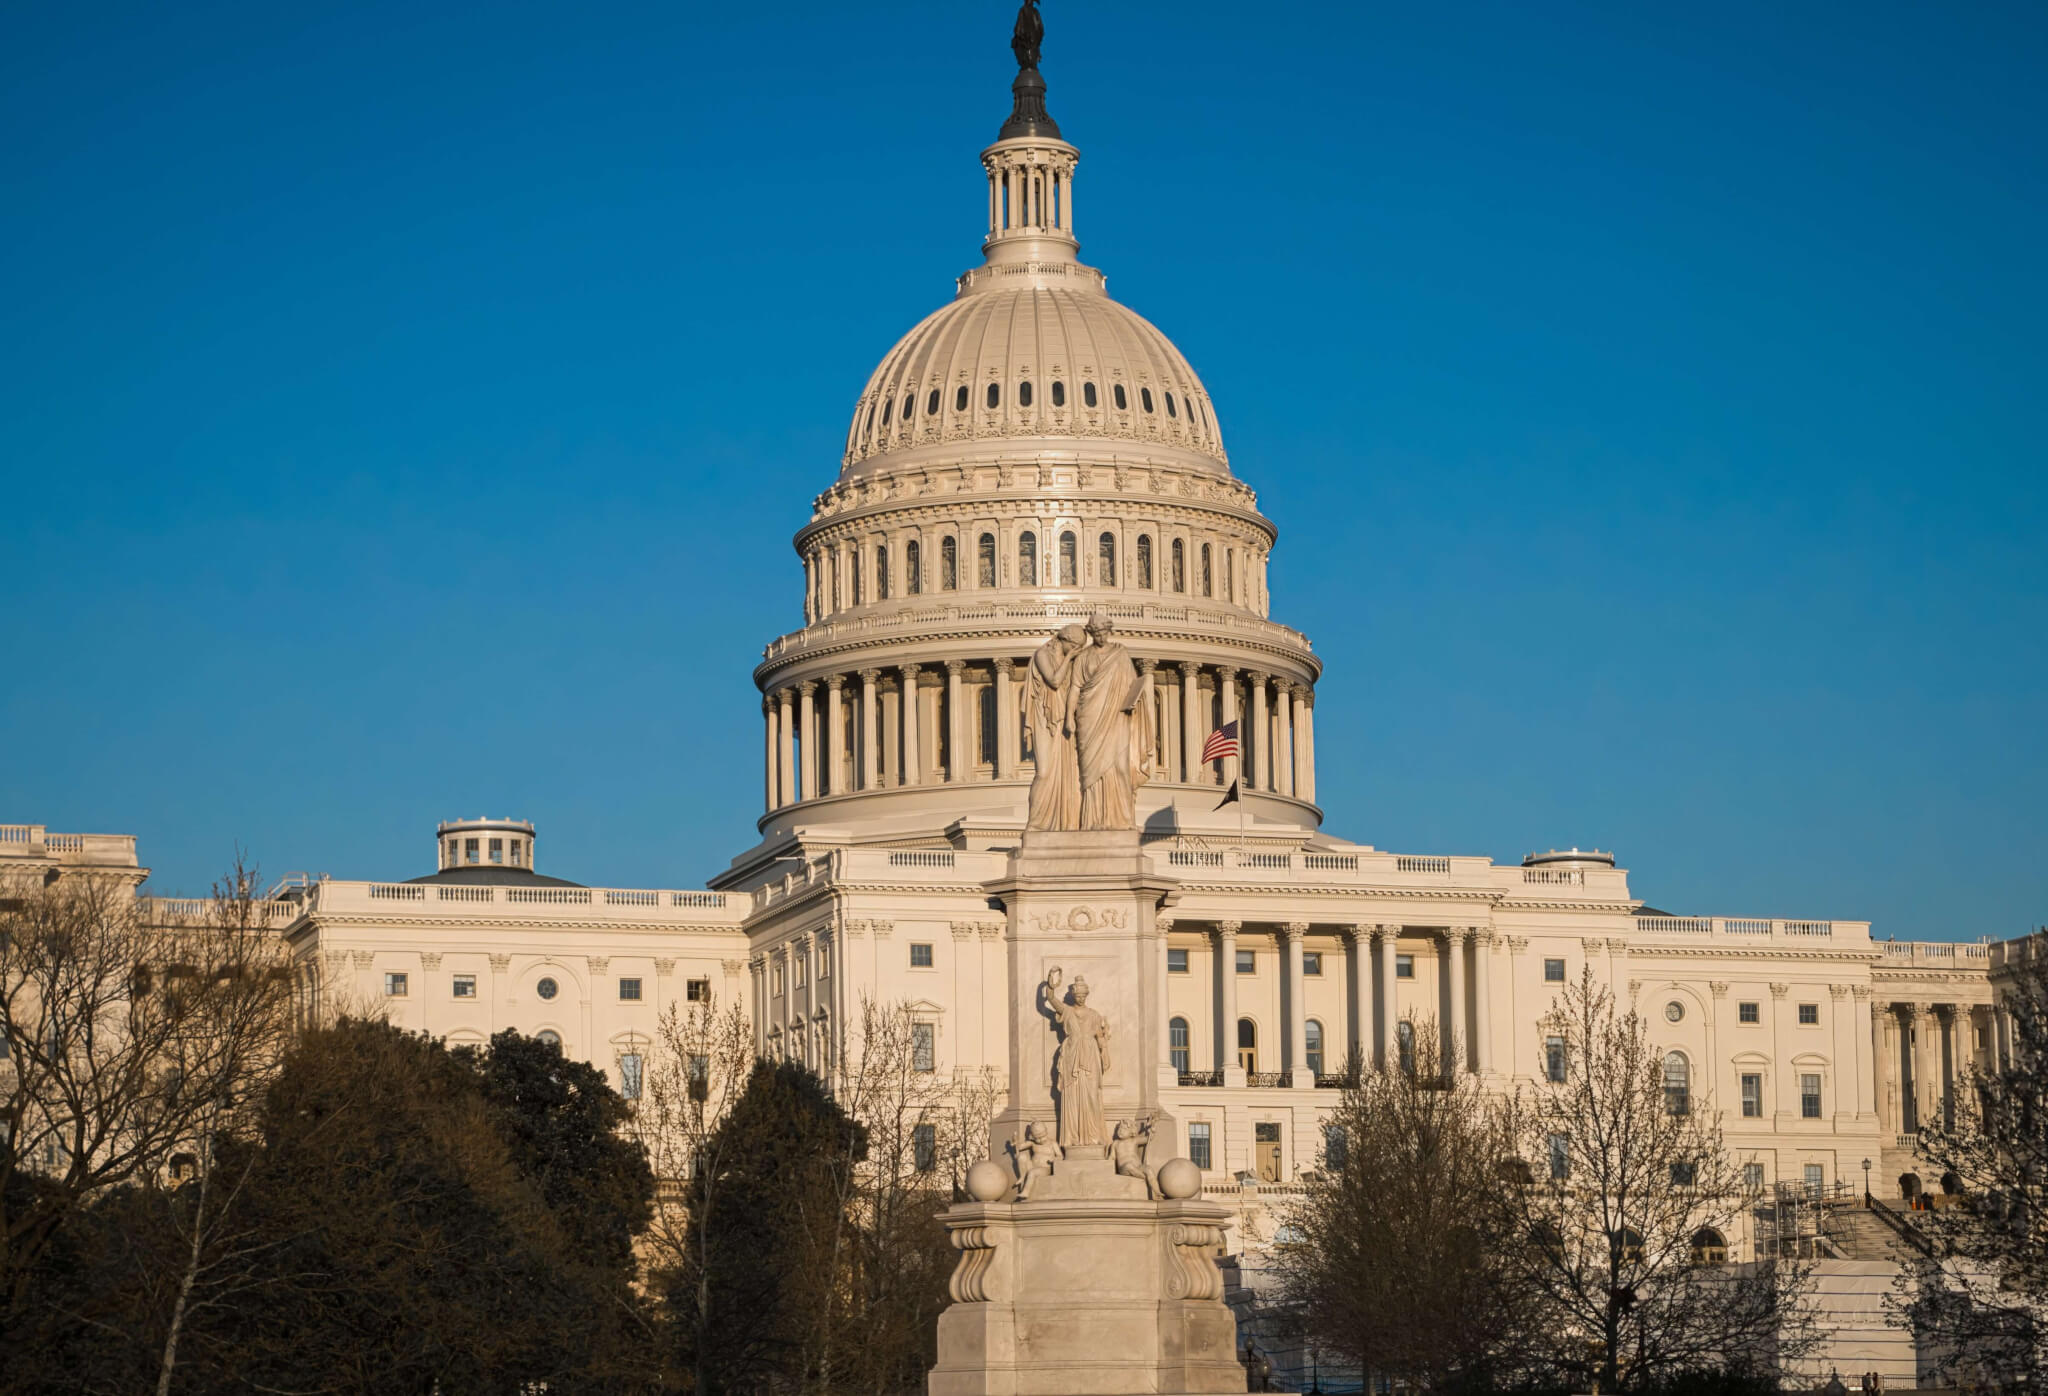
xmin=1216 ymin=921 xmax=1241 ymax=1083
xmin=1377 ymin=926 xmax=1398 ymax=1072
xmin=945 ymin=660 xmax=966 ymax=781
xmin=1298 ymin=688 xmax=1316 ymax=803
xmin=748 ymin=955 xmax=766 ymax=1053
xmin=1443 ymin=928 xmax=1469 ymax=1075
xmin=797 ymin=681 xmax=818 ymax=801
xmin=1284 ymin=922 xmax=1310 ymax=1087
xmin=1273 ymin=679 xmax=1295 ymax=796
xmin=900 ymin=665 xmax=922 ymax=785
xmin=1247 ymin=671 xmax=1268 ymax=791
xmin=1179 ymin=662 xmax=1202 ymax=785
xmin=994 ymin=657 xmax=1018 ymax=779
xmin=1906 ymin=1002 xmax=1929 ymax=1132
xmin=1217 ymin=666 xmax=1240 ymax=789
xmin=1160 ymin=668 xmax=1181 ymax=780
xmin=1291 ymin=684 xmax=1311 ymax=800
xmin=860 ymin=669 xmax=882 ymax=790
xmin=776 ymin=688 xmax=796 ymax=807
xmin=1935 ymin=1004 xmax=1956 ymax=1129
xmin=762 ymin=696 xmax=778 ymax=810
xmin=1472 ymin=929 xmax=1494 ymax=1076
xmin=1136 ymin=658 xmax=1157 ymax=775
xmin=1346 ymin=926 xmax=1372 ymax=1076
xmin=825 ymin=674 xmax=846 ymax=796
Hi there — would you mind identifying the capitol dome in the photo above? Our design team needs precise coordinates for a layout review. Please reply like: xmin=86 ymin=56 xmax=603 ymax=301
xmin=842 ymin=285 xmax=1229 ymax=474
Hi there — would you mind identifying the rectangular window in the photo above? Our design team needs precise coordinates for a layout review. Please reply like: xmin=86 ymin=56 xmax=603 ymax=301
xmin=1671 ymin=1160 xmax=1697 ymax=1186
xmin=1396 ymin=954 xmax=1415 ymax=979
xmin=510 ymin=839 xmax=524 ymax=867
xmin=618 ymin=977 xmax=643 ymax=1001
xmin=914 ymin=1123 xmax=937 ymax=1173
xmin=1545 ymin=1035 xmax=1566 ymax=1083
xmin=384 ymin=972 xmax=408 ymax=997
xmin=1798 ymin=1002 xmax=1819 ymax=1026
xmin=688 ymin=1054 xmax=709 ymax=1087
xmin=1804 ymin=1163 xmax=1825 ymax=1198
xmin=912 ymin=1022 xmax=935 ymax=1072
xmin=1744 ymin=1161 xmax=1766 ymax=1192
xmin=1167 ymin=948 xmax=1189 ymax=974
xmin=795 ymin=959 xmax=807 ymax=987
xmin=1235 ymin=949 xmax=1255 ymax=975
xmin=464 ymin=837 xmax=479 ymax=864
xmin=489 ymin=837 xmax=503 ymax=864
xmin=620 ymin=1053 xmax=643 ymax=1100
xmin=1741 ymin=1073 xmax=1763 ymax=1117
xmin=1543 ymin=958 xmax=1565 ymax=983
xmin=1323 ymin=1123 xmax=1348 ymax=1172
xmin=1188 ymin=1122 xmax=1212 ymax=1170
xmin=910 ymin=943 xmax=934 ymax=968
xmin=450 ymin=973 xmax=476 ymax=999
xmin=1739 ymin=1001 xmax=1760 ymax=1024
xmin=772 ymin=968 xmax=783 ymax=995
xmin=1800 ymin=1073 xmax=1823 ymax=1119
xmin=687 ymin=977 xmax=710 ymax=1002
xmin=1302 ymin=952 xmax=1322 ymax=976
xmin=1548 ymin=1132 xmax=1570 ymax=1180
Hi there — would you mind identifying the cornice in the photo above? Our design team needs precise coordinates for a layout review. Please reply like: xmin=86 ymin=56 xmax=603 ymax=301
xmin=756 ymin=623 xmax=1320 ymax=690
xmin=796 ymin=489 xmax=1276 ymax=550
xmin=291 ymin=913 xmax=746 ymax=938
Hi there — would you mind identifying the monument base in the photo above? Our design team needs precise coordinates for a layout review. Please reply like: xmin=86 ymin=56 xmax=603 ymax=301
xmin=930 ymin=1157 xmax=1244 ymax=1396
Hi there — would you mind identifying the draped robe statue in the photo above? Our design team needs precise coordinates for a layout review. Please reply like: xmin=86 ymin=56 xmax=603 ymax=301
xmin=1072 ymin=612 xmax=1150 ymax=831
xmin=1042 ymin=966 xmax=1109 ymax=1149
xmin=1024 ymin=625 xmax=1086 ymax=832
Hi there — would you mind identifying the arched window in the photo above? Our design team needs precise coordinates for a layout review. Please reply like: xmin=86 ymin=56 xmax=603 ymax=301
xmin=955 ymin=385 xmax=969 ymax=412
xmin=1171 ymin=539 xmax=1186 ymax=593
xmin=538 ymin=1029 xmax=562 ymax=1047
xmin=1305 ymin=1020 xmax=1324 ymax=1076
xmin=1170 ymin=1017 xmax=1190 ymax=1075
xmin=1141 ymin=387 xmax=1155 ymax=413
xmin=1019 ymin=380 xmax=1034 ymax=407
xmin=1084 ymin=381 xmax=1098 ymax=408
xmin=1396 ymin=1021 xmax=1415 ymax=1076
xmin=978 ymin=533 xmax=996 ymax=587
xmin=1051 ymin=380 xmax=1066 ymax=407
xmin=1664 ymin=1052 xmax=1691 ymax=1117
xmin=875 ymin=545 xmax=889 ymax=600
xmin=1691 ymin=1227 xmax=1728 ymax=1265
xmin=986 ymin=382 xmax=1001 ymax=410
xmin=1237 ymin=1018 xmax=1257 ymax=1074
xmin=1098 ymin=532 xmax=1117 ymax=585
xmin=1059 ymin=531 xmax=1078 ymax=587
xmin=940 ymin=536 xmax=958 ymax=590
xmin=1019 ymin=531 xmax=1038 ymax=587
xmin=905 ymin=539 xmax=921 ymax=595
xmin=927 ymin=389 xmax=941 ymax=416
xmin=1137 ymin=534 xmax=1153 ymax=588
xmin=1165 ymin=391 xmax=1177 ymax=418
xmin=1113 ymin=383 xmax=1128 ymax=411
xmin=1200 ymin=543 xmax=1213 ymax=597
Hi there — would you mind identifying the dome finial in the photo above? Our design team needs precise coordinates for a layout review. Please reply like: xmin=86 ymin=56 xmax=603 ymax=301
xmin=1001 ymin=0 xmax=1061 ymax=140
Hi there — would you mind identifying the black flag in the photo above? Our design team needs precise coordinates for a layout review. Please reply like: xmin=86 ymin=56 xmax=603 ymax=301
xmin=1213 ymin=778 xmax=1240 ymax=811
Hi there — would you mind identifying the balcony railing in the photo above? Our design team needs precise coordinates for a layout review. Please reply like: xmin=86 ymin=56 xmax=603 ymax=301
xmin=1178 ymin=1070 xmax=1224 ymax=1087
xmin=1635 ymin=916 xmax=1869 ymax=944
xmin=1246 ymin=1071 xmax=1288 ymax=1088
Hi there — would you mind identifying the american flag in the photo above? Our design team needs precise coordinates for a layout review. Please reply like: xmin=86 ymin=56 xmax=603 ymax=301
xmin=1199 ymin=720 xmax=1239 ymax=765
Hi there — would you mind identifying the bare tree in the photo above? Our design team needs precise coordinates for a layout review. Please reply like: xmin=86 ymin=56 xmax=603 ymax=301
xmin=1274 ymin=1025 xmax=1532 ymax=1391
xmin=0 ymin=858 xmax=296 ymax=1339
xmin=1498 ymin=971 xmax=1815 ymax=1391
xmin=1896 ymin=931 xmax=2048 ymax=1382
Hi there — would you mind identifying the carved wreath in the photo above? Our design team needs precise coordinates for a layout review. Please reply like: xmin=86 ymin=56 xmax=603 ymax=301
xmin=1032 ymin=905 xmax=1129 ymax=933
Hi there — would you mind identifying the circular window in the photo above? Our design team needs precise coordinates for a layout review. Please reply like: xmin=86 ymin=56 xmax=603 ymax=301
xmin=536 ymin=977 xmax=559 ymax=1001
xmin=537 ymin=1029 xmax=561 ymax=1047
xmin=1665 ymin=1001 xmax=1684 ymax=1023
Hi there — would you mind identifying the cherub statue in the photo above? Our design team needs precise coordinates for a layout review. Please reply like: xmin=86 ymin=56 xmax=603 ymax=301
xmin=1112 ymin=1116 xmax=1158 ymax=1199
xmin=1013 ymin=1120 xmax=1062 ymax=1200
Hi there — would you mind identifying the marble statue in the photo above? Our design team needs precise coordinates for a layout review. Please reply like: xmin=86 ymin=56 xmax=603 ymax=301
xmin=1112 ymin=1117 xmax=1159 ymax=1199
xmin=1024 ymin=625 xmax=1086 ymax=831
xmin=1072 ymin=611 xmax=1149 ymax=830
xmin=1012 ymin=1120 xmax=1062 ymax=1200
xmin=1041 ymin=966 xmax=1109 ymax=1149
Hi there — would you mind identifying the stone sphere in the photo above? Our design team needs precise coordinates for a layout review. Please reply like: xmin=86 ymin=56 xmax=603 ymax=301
xmin=965 ymin=1159 xmax=1012 ymax=1202
xmin=1157 ymin=1157 xmax=1201 ymax=1199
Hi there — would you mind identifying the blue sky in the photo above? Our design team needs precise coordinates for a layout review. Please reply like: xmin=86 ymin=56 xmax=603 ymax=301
xmin=3 ymin=1 xmax=2042 ymax=939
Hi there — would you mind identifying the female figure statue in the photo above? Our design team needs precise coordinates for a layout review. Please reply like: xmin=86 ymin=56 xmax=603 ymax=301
xmin=1071 ymin=612 xmax=1150 ymax=830
xmin=1042 ymin=966 xmax=1109 ymax=1149
xmin=1024 ymin=625 xmax=1086 ymax=831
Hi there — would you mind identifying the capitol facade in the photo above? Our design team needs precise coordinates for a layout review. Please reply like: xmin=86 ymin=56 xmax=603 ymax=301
xmin=8 ymin=20 xmax=2031 ymax=1274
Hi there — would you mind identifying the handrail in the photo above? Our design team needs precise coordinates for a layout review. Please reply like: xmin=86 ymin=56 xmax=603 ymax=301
xmin=1865 ymin=1194 xmax=1937 ymax=1257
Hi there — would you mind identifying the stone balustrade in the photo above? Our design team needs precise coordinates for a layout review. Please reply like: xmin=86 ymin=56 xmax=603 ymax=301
xmin=264 ymin=879 xmax=744 ymax=929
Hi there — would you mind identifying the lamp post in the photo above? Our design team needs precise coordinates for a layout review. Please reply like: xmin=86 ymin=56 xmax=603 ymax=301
xmin=1862 ymin=1156 xmax=1872 ymax=1205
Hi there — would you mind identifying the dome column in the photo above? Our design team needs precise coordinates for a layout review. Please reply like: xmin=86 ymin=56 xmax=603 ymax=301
xmin=763 ymin=696 xmax=779 ymax=811
xmin=1272 ymin=679 xmax=1295 ymax=797
xmin=1294 ymin=684 xmax=1314 ymax=803
xmin=994 ymin=658 xmax=1019 ymax=779
xmin=825 ymin=674 xmax=847 ymax=796
xmin=900 ymin=665 xmax=923 ymax=786
xmin=1247 ymin=671 xmax=1269 ymax=791
xmin=777 ymin=688 xmax=796 ymax=807
xmin=1216 ymin=666 xmax=1240 ymax=789
xmin=945 ymin=660 xmax=967 ymax=782
xmin=797 ymin=681 xmax=819 ymax=801
xmin=1178 ymin=662 xmax=1202 ymax=786
xmin=860 ymin=669 xmax=883 ymax=790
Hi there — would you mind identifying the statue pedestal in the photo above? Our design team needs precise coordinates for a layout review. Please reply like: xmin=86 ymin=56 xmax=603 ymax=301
xmin=930 ymin=1157 xmax=1244 ymax=1396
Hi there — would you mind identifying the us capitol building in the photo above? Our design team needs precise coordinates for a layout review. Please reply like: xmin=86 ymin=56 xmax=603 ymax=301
xmin=12 ymin=18 xmax=2030 ymax=1254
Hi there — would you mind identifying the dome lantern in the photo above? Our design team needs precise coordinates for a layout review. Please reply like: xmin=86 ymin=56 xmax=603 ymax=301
xmin=979 ymin=1 xmax=1080 ymax=273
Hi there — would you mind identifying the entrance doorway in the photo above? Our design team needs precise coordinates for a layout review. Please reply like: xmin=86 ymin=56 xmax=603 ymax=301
xmin=1254 ymin=1122 xmax=1282 ymax=1182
